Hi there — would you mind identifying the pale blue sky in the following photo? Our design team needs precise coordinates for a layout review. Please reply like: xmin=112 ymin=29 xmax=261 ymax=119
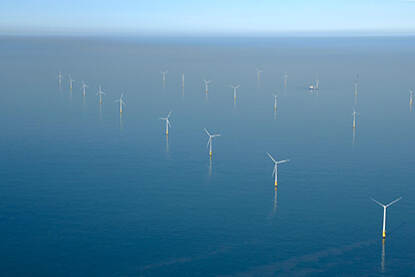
xmin=1 ymin=0 xmax=414 ymax=35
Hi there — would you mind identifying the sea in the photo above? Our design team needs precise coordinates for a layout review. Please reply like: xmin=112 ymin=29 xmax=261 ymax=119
xmin=0 ymin=35 xmax=414 ymax=276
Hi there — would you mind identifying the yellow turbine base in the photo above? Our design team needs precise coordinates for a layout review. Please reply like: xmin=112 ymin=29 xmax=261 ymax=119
xmin=209 ymin=152 xmax=212 ymax=157
xmin=275 ymin=181 xmax=278 ymax=187
xmin=382 ymin=231 xmax=386 ymax=238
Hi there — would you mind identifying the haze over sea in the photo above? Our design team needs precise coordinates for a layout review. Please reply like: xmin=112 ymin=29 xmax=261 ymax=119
xmin=0 ymin=35 xmax=414 ymax=276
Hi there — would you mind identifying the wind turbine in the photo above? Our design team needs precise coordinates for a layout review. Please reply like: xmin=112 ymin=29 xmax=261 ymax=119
xmin=81 ymin=81 xmax=88 ymax=97
xmin=273 ymin=94 xmax=278 ymax=111
xmin=182 ymin=73 xmax=185 ymax=88
xmin=371 ymin=197 xmax=402 ymax=239
xmin=161 ymin=70 xmax=168 ymax=86
xmin=204 ymin=128 xmax=220 ymax=157
xmin=68 ymin=75 xmax=75 ymax=90
xmin=352 ymin=109 xmax=359 ymax=129
xmin=115 ymin=93 xmax=126 ymax=114
xmin=267 ymin=152 xmax=289 ymax=187
xmin=283 ymin=72 xmax=288 ymax=89
xmin=160 ymin=111 xmax=172 ymax=135
xmin=203 ymin=80 xmax=212 ymax=94
xmin=58 ymin=72 xmax=62 ymax=87
xmin=230 ymin=84 xmax=240 ymax=101
xmin=409 ymin=89 xmax=413 ymax=107
xmin=256 ymin=68 xmax=263 ymax=80
xmin=97 ymin=85 xmax=105 ymax=104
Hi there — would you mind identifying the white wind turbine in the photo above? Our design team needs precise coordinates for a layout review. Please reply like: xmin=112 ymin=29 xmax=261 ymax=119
xmin=256 ymin=68 xmax=263 ymax=83
xmin=352 ymin=109 xmax=359 ymax=129
xmin=161 ymin=70 xmax=168 ymax=85
xmin=115 ymin=93 xmax=126 ymax=114
xmin=160 ymin=111 xmax=172 ymax=135
xmin=204 ymin=128 xmax=220 ymax=157
xmin=182 ymin=73 xmax=185 ymax=88
xmin=97 ymin=85 xmax=105 ymax=104
xmin=68 ymin=75 xmax=75 ymax=90
xmin=283 ymin=72 xmax=288 ymax=89
xmin=273 ymin=94 xmax=278 ymax=111
xmin=267 ymin=153 xmax=289 ymax=187
xmin=58 ymin=72 xmax=62 ymax=87
xmin=203 ymin=80 xmax=212 ymax=94
xmin=81 ymin=81 xmax=88 ymax=97
xmin=371 ymin=197 xmax=402 ymax=239
xmin=230 ymin=85 xmax=240 ymax=101
xmin=409 ymin=89 xmax=413 ymax=107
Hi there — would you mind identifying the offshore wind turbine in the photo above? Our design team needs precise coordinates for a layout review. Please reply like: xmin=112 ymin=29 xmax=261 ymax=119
xmin=97 ymin=85 xmax=105 ymax=104
xmin=267 ymin=153 xmax=289 ymax=187
xmin=274 ymin=94 xmax=278 ymax=111
xmin=256 ymin=68 xmax=263 ymax=85
xmin=230 ymin=84 xmax=240 ymax=101
xmin=352 ymin=109 xmax=359 ymax=129
xmin=81 ymin=81 xmax=88 ymax=97
xmin=371 ymin=197 xmax=402 ymax=239
xmin=409 ymin=89 xmax=413 ymax=108
xmin=283 ymin=72 xmax=288 ymax=89
xmin=203 ymin=80 xmax=212 ymax=94
xmin=160 ymin=111 xmax=172 ymax=136
xmin=182 ymin=73 xmax=185 ymax=88
xmin=68 ymin=75 xmax=75 ymax=90
xmin=204 ymin=128 xmax=220 ymax=157
xmin=115 ymin=93 xmax=126 ymax=114
xmin=58 ymin=72 xmax=62 ymax=87
xmin=161 ymin=70 xmax=168 ymax=86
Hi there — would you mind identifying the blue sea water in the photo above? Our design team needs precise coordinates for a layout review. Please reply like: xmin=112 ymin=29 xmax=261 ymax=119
xmin=0 ymin=36 xmax=414 ymax=276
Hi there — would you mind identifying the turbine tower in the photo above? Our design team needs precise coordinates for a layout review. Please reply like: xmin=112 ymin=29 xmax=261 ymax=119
xmin=230 ymin=85 xmax=240 ymax=101
xmin=68 ymin=75 xmax=75 ymax=90
xmin=182 ymin=73 xmax=185 ymax=88
xmin=274 ymin=94 xmax=278 ymax=111
xmin=283 ymin=72 xmax=288 ymax=89
xmin=160 ymin=111 xmax=172 ymax=136
xmin=161 ymin=70 xmax=168 ymax=87
xmin=203 ymin=80 xmax=212 ymax=94
xmin=58 ymin=72 xmax=62 ymax=87
xmin=267 ymin=152 xmax=289 ymax=187
xmin=204 ymin=128 xmax=220 ymax=157
xmin=256 ymin=68 xmax=263 ymax=84
xmin=352 ymin=109 xmax=359 ymax=129
xmin=371 ymin=197 xmax=402 ymax=239
xmin=81 ymin=81 xmax=88 ymax=97
xmin=115 ymin=93 xmax=126 ymax=114
xmin=97 ymin=85 xmax=105 ymax=104
xmin=410 ymin=89 xmax=413 ymax=107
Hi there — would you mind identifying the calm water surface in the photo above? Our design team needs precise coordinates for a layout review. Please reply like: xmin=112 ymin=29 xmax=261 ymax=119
xmin=0 ymin=36 xmax=414 ymax=276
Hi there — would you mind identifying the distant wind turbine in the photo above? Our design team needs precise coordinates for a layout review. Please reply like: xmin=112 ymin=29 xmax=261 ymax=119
xmin=352 ymin=109 xmax=359 ymax=129
xmin=409 ymin=89 xmax=413 ymax=107
xmin=256 ymin=68 xmax=263 ymax=84
xmin=58 ymin=72 xmax=62 ymax=87
xmin=115 ymin=93 xmax=126 ymax=114
xmin=204 ymin=128 xmax=220 ymax=157
xmin=371 ymin=197 xmax=402 ymax=239
xmin=160 ymin=111 xmax=172 ymax=136
xmin=230 ymin=84 xmax=240 ymax=101
xmin=274 ymin=94 xmax=278 ymax=111
xmin=161 ymin=70 xmax=168 ymax=86
xmin=267 ymin=152 xmax=289 ymax=187
xmin=97 ymin=85 xmax=105 ymax=104
xmin=68 ymin=75 xmax=75 ymax=90
xmin=203 ymin=80 xmax=212 ymax=94
xmin=81 ymin=81 xmax=88 ymax=97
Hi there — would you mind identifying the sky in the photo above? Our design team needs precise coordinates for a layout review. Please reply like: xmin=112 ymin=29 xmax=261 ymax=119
xmin=1 ymin=0 xmax=415 ymax=35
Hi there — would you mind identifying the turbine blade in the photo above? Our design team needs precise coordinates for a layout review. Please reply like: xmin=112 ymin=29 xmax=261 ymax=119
xmin=277 ymin=159 xmax=290 ymax=164
xmin=386 ymin=197 xmax=402 ymax=208
xmin=371 ymin=198 xmax=386 ymax=207
xmin=267 ymin=152 xmax=277 ymax=164
xmin=204 ymin=128 xmax=210 ymax=136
